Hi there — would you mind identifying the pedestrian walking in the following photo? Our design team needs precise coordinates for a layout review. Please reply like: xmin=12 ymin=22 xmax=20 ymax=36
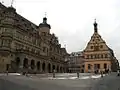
xmin=53 ymin=69 xmax=55 ymax=78
xmin=100 ymin=70 xmax=103 ymax=78
xmin=6 ymin=70 xmax=8 ymax=76
xmin=117 ymin=69 xmax=120 ymax=76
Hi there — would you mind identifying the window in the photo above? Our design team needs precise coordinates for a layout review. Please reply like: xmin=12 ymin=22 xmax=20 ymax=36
xmin=50 ymin=47 xmax=52 ymax=51
xmin=104 ymin=63 xmax=107 ymax=69
xmin=91 ymin=55 xmax=93 ymax=59
xmin=97 ymin=64 xmax=100 ymax=69
xmin=82 ymin=65 xmax=84 ymax=68
xmin=26 ymin=47 xmax=29 ymax=51
xmin=2 ymin=40 xmax=6 ymax=46
xmin=87 ymin=55 xmax=89 ymax=59
xmin=100 ymin=45 xmax=103 ymax=48
xmin=94 ymin=64 xmax=97 ymax=69
xmin=94 ymin=54 xmax=96 ymax=58
xmin=97 ymin=54 xmax=99 ymax=58
xmin=91 ymin=46 xmax=93 ymax=49
xmin=101 ymin=54 xmax=103 ymax=58
xmin=2 ymin=40 xmax=10 ymax=47
xmin=94 ymin=46 xmax=99 ymax=51
xmin=43 ymin=47 xmax=46 ymax=52
xmin=88 ymin=64 xmax=91 ymax=69
xmin=31 ymin=48 xmax=35 ymax=53
xmin=105 ymin=54 xmax=108 ymax=58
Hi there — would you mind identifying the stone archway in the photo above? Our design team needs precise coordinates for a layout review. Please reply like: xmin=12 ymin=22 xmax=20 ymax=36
xmin=23 ymin=58 xmax=28 ymax=68
xmin=57 ymin=66 xmax=59 ymax=73
xmin=31 ymin=60 xmax=35 ymax=70
xmin=48 ymin=63 xmax=51 ymax=73
xmin=37 ymin=61 xmax=40 ymax=70
xmin=42 ymin=62 xmax=46 ymax=72
xmin=16 ymin=57 xmax=20 ymax=66
xmin=52 ymin=65 xmax=55 ymax=71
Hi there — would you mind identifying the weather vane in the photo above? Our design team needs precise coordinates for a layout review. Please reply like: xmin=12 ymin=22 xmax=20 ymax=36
xmin=45 ymin=12 xmax=47 ymax=17
xmin=94 ymin=18 xmax=96 ymax=22
xmin=11 ymin=0 xmax=14 ymax=7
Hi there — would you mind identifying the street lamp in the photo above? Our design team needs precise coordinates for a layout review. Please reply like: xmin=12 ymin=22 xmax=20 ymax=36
xmin=19 ymin=65 xmax=23 ymax=75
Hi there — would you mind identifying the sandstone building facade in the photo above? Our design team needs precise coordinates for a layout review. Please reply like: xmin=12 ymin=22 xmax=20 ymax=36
xmin=83 ymin=20 xmax=119 ymax=73
xmin=0 ymin=3 xmax=68 ymax=73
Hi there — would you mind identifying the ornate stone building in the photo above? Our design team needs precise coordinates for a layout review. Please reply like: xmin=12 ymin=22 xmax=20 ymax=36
xmin=67 ymin=51 xmax=84 ymax=73
xmin=0 ymin=3 xmax=68 ymax=73
xmin=83 ymin=20 xmax=119 ymax=73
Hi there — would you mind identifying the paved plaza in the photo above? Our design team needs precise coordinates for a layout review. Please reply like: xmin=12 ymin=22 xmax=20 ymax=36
xmin=0 ymin=73 xmax=120 ymax=90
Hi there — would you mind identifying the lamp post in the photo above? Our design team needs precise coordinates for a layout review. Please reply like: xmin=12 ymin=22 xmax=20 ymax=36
xmin=53 ymin=69 xmax=56 ymax=78
xmin=19 ymin=65 xmax=23 ymax=75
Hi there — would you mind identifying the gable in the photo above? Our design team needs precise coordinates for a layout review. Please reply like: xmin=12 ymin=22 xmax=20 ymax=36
xmin=84 ymin=32 xmax=109 ymax=52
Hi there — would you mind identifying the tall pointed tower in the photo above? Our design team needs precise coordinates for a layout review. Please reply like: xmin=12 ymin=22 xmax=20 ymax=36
xmin=83 ymin=20 xmax=117 ymax=73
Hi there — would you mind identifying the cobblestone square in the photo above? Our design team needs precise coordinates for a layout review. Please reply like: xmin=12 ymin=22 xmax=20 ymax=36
xmin=0 ymin=73 xmax=120 ymax=90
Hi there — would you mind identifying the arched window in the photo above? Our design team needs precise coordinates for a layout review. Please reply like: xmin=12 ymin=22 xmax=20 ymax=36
xmin=42 ymin=62 xmax=45 ymax=72
xmin=31 ymin=60 xmax=35 ymax=69
xmin=104 ymin=63 xmax=107 ymax=69
xmin=16 ymin=57 xmax=20 ymax=66
xmin=57 ymin=66 xmax=59 ymax=72
xmin=37 ymin=61 xmax=40 ymax=70
xmin=48 ymin=63 xmax=51 ymax=73
xmin=52 ymin=65 xmax=55 ymax=71
xmin=23 ymin=58 xmax=28 ymax=68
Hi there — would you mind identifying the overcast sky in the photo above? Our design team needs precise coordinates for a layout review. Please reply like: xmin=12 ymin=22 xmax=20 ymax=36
xmin=3 ymin=0 xmax=120 ymax=61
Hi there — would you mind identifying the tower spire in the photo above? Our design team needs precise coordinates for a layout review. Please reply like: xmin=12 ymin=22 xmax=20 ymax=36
xmin=93 ymin=19 xmax=98 ymax=33
xmin=43 ymin=12 xmax=47 ymax=23
xmin=11 ymin=0 xmax=14 ymax=7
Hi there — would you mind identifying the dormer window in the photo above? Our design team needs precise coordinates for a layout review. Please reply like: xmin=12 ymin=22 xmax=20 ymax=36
xmin=100 ymin=45 xmax=103 ymax=48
